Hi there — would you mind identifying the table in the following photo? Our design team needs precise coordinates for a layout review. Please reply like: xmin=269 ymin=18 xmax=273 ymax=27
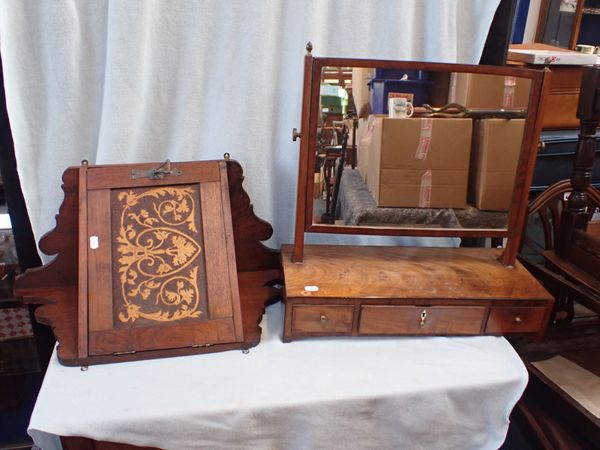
xmin=29 ymin=302 xmax=528 ymax=450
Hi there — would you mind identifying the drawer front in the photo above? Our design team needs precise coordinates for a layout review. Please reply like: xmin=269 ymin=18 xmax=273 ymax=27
xmin=359 ymin=305 xmax=485 ymax=335
xmin=486 ymin=307 xmax=547 ymax=334
xmin=292 ymin=304 xmax=355 ymax=334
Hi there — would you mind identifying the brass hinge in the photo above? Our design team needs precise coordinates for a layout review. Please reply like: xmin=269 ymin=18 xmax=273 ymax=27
xmin=113 ymin=350 xmax=136 ymax=356
xmin=192 ymin=343 xmax=212 ymax=348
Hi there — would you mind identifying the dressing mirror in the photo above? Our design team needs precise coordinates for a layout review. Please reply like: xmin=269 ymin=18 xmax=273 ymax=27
xmin=292 ymin=45 xmax=550 ymax=264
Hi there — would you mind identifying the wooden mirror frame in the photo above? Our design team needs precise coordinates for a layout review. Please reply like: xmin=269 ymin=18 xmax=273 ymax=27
xmin=292 ymin=45 xmax=551 ymax=265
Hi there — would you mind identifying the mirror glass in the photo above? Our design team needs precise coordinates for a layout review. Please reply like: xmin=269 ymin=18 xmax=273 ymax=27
xmin=538 ymin=0 xmax=579 ymax=48
xmin=311 ymin=65 xmax=532 ymax=232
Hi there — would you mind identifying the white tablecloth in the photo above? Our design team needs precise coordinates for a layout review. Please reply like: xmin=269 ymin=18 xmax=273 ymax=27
xmin=29 ymin=302 xmax=527 ymax=450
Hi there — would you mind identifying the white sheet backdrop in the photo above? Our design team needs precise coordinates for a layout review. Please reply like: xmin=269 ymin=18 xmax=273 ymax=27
xmin=0 ymin=0 xmax=500 ymax=254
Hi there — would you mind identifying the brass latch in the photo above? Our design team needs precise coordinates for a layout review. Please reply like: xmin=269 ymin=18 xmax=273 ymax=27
xmin=131 ymin=159 xmax=182 ymax=180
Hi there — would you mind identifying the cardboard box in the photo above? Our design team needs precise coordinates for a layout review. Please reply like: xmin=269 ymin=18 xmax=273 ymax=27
xmin=352 ymin=68 xmax=374 ymax=117
xmin=469 ymin=119 xmax=525 ymax=211
xmin=356 ymin=116 xmax=375 ymax=182
xmin=366 ymin=117 xmax=472 ymax=208
xmin=449 ymin=73 xmax=532 ymax=109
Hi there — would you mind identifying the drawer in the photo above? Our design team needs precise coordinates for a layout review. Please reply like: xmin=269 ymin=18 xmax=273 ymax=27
xmin=486 ymin=307 xmax=547 ymax=334
xmin=359 ymin=305 xmax=485 ymax=335
xmin=292 ymin=304 xmax=354 ymax=334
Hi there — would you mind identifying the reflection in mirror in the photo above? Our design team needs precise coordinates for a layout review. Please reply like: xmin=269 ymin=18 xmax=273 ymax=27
xmin=313 ymin=66 xmax=531 ymax=232
xmin=538 ymin=0 xmax=579 ymax=48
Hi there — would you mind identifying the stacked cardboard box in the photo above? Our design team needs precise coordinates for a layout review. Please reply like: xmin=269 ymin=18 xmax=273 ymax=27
xmin=351 ymin=68 xmax=374 ymax=117
xmin=449 ymin=73 xmax=532 ymax=109
xmin=469 ymin=119 xmax=526 ymax=211
xmin=365 ymin=117 xmax=472 ymax=209
xmin=356 ymin=116 xmax=373 ymax=182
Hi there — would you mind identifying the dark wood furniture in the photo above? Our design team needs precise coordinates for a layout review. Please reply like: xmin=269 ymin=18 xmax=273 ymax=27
xmin=513 ymin=64 xmax=600 ymax=449
xmin=513 ymin=349 xmax=600 ymax=449
xmin=522 ymin=65 xmax=600 ymax=318
xmin=282 ymin=45 xmax=555 ymax=341
xmin=521 ymin=180 xmax=600 ymax=323
xmin=536 ymin=0 xmax=585 ymax=50
xmin=554 ymin=65 xmax=600 ymax=272
xmin=14 ymin=159 xmax=280 ymax=366
xmin=509 ymin=43 xmax=584 ymax=130
xmin=282 ymin=245 xmax=552 ymax=342
xmin=536 ymin=0 xmax=600 ymax=51
xmin=319 ymin=123 xmax=349 ymax=224
xmin=61 ymin=437 xmax=159 ymax=450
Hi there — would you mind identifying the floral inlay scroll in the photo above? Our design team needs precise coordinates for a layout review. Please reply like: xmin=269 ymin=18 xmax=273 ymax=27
xmin=111 ymin=186 xmax=207 ymax=325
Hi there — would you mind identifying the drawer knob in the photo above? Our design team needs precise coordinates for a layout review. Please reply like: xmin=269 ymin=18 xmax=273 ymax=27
xmin=514 ymin=316 xmax=523 ymax=324
xmin=420 ymin=310 xmax=427 ymax=327
xmin=320 ymin=315 xmax=327 ymax=323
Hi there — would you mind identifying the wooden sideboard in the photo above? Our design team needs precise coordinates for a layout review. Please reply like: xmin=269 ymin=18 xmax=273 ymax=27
xmin=281 ymin=245 xmax=554 ymax=342
xmin=509 ymin=43 xmax=584 ymax=130
xmin=538 ymin=65 xmax=582 ymax=129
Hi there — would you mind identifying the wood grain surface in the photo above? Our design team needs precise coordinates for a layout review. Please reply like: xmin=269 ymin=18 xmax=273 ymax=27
xmin=282 ymin=244 xmax=552 ymax=300
xmin=359 ymin=305 xmax=486 ymax=335
xmin=14 ymin=160 xmax=281 ymax=366
xmin=485 ymin=307 xmax=547 ymax=334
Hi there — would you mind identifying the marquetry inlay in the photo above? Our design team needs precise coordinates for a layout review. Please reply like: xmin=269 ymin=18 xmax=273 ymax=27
xmin=111 ymin=185 xmax=207 ymax=325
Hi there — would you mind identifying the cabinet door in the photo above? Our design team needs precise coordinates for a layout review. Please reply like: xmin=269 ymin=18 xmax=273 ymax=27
xmin=81 ymin=161 xmax=243 ymax=357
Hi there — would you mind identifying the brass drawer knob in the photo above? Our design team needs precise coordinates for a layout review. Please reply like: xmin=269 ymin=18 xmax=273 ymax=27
xmin=514 ymin=316 xmax=523 ymax=324
xmin=320 ymin=315 xmax=327 ymax=323
xmin=420 ymin=310 xmax=427 ymax=327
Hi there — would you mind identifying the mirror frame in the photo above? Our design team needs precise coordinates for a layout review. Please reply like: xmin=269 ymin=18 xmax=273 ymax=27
xmin=292 ymin=46 xmax=551 ymax=265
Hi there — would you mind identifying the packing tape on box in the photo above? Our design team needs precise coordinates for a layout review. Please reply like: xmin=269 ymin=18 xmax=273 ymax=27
xmin=419 ymin=169 xmax=432 ymax=208
xmin=415 ymin=118 xmax=433 ymax=160
xmin=503 ymin=76 xmax=516 ymax=108
xmin=449 ymin=73 xmax=457 ymax=103
xmin=361 ymin=116 xmax=375 ymax=146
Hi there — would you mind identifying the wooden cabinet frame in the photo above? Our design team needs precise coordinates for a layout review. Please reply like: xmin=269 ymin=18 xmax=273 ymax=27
xmin=15 ymin=160 xmax=281 ymax=366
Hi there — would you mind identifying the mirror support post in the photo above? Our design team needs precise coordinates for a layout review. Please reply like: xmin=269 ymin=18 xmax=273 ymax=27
xmin=501 ymin=68 xmax=552 ymax=266
xmin=292 ymin=43 xmax=314 ymax=263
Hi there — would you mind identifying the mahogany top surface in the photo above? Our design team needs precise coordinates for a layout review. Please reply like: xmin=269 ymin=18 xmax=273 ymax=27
xmin=281 ymin=245 xmax=552 ymax=300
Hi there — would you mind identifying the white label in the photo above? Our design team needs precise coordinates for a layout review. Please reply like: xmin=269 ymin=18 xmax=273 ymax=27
xmin=89 ymin=235 xmax=99 ymax=249
xmin=303 ymin=285 xmax=319 ymax=292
